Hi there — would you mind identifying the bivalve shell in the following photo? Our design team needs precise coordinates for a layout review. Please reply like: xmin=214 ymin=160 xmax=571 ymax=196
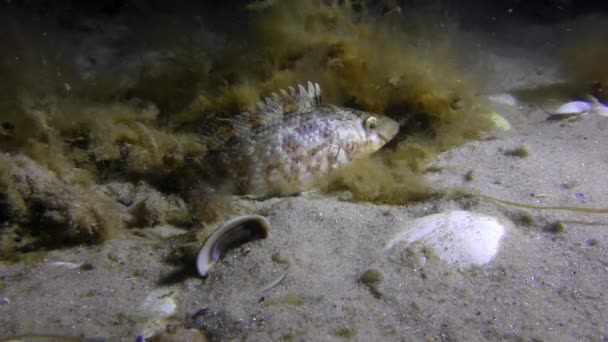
xmin=197 ymin=215 xmax=270 ymax=277
xmin=386 ymin=210 xmax=506 ymax=268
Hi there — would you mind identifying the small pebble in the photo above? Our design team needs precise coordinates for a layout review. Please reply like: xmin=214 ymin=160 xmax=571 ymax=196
xmin=359 ymin=269 xmax=382 ymax=286
xmin=359 ymin=269 xmax=383 ymax=299
xmin=544 ymin=221 xmax=566 ymax=234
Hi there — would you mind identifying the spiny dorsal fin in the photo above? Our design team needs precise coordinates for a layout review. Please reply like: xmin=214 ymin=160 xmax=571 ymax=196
xmin=254 ymin=81 xmax=323 ymax=125
xmin=232 ymin=112 xmax=252 ymax=138
xmin=225 ymin=82 xmax=323 ymax=144
xmin=230 ymin=112 xmax=256 ymax=154
xmin=257 ymin=96 xmax=284 ymax=126
xmin=205 ymin=82 xmax=323 ymax=150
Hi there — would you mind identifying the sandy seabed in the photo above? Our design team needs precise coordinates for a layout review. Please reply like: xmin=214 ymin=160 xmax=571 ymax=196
xmin=1 ymin=9 xmax=608 ymax=342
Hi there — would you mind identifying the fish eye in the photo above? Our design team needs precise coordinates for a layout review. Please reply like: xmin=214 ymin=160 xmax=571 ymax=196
xmin=364 ymin=116 xmax=378 ymax=132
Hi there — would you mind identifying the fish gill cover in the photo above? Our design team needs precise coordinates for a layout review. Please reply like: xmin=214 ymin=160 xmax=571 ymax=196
xmin=0 ymin=0 xmax=495 ymax=254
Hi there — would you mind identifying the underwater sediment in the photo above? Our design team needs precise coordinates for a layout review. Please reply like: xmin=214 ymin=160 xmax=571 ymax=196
xmin=1 ymin=1 xmax=608 ymax=341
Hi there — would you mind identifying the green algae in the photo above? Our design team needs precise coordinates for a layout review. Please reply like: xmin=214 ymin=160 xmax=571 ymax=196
xmin=544 ymin=221 xmax=566 ymax=234
xmin=359 ymin=269 xmax=383 ymax=299
xmin=464 ymin=169 xmax=475 ymax=182
xmin=502 ymin=146 xmax=530 ymax=158
xmin=262 ymin=292 xmax=306 ymax=307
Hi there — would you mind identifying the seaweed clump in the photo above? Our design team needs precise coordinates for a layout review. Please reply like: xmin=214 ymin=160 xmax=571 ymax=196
xmin=0 ymin=97 xmax=208 ymax=257
xmin=0 ymin=153 xmax=124 ymax=248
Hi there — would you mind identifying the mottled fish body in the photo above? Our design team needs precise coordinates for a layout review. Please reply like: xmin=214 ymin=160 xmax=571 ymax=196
xmin=207 ymin=82 xmax=399 ymax=195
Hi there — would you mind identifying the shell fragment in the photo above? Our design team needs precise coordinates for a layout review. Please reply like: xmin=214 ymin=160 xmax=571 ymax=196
xmin=197 ymin=215 xmax=270 ymax=277
xmin=386 ymin=211 xmax=506 ymax=268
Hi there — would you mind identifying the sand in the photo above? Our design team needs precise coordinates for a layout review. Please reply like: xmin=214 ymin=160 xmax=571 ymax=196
xmin=1 ymin=3 xmax=608 ymax=342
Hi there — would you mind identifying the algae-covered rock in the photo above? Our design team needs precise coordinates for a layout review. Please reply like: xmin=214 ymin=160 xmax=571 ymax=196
xmin=0 ymin=149 xmax=207 ymax=257
xmin=0 ymin=153 xmax=127 ymax=247
xmin=101 ymin=181 xmax=191 ymax=228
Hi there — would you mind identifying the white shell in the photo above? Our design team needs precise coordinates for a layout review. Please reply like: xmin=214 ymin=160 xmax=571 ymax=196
xmin=487 ymin=93 xmax=518 ymax=107
xmin=488 ymin=111 xmax=511 ymax=131
xmin=137 ymin=288 xmax=178 ymax=318
xmin=386 ymin=211 xmax=506 ymax=268
xmin=550 ymin=101 xmax=592 ymax=115
xmin=197 ymin=214 xmax=270 ymax=277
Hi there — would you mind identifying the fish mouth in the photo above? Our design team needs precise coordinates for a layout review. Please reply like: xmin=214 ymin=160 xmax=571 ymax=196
xmin=378 ymin=132 xmax=391 ymax=142
xmin=380 ymin=119 xmax=400 ymax=143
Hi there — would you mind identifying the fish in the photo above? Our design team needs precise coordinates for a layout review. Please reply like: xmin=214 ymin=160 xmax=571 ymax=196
xmin=204 ymin=81 xmax=399 ymax=196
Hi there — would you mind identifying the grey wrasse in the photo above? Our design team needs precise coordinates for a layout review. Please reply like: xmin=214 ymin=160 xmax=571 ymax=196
xmin=205 ymin=81 xmax=399 ymax=195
